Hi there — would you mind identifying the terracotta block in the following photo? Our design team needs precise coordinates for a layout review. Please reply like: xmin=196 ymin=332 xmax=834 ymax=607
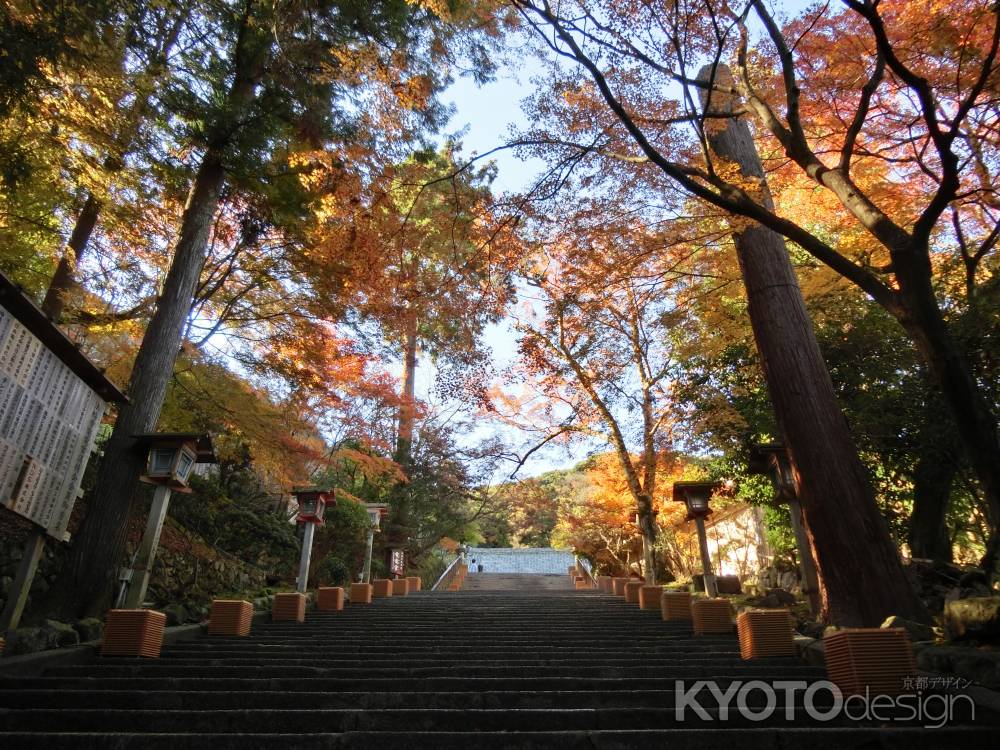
xmin=349 ymin=583 xmax=373 ymax=604
xmin=824 ymin=628 xmax=916 ymax=696
xmin=317 ymin=587 xmax=345 ymax=611
xmin=691 ymin=598 xmax=733 ymax=635
xmin=597 ymin=576 xmax=612 ymax=593
xmin=624 ymin=580 xmax=643 ymax=604
xmin=638 ymin=585 xmax=662 ymax=610
xmin=101 ymin=609 xmax=167 ymax=657
xmin=391 ymin=578 xmax=410 ymax=596
xmin=271 ymin=593 xmax=306 ymax=623
xmin=661 ymin=591 xmax=693 ymax=621
xmin=208 ymin=599 xmax=253 ymax=636
xmin=406 ymin=575 xmax=421 ymax=592
xmin=372 ymin=579 xmax=393 ymax=598
xmin=612 ymin=577 xmax=628 ymax=596
xmin=574 ymin=577 xmax=590 ymax=590
xmin=737 ymin=609 xmax=795 ymax=659
xmin=568 ymin=566 xmax=576 ymax=576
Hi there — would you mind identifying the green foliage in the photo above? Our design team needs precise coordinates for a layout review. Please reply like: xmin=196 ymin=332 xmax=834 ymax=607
xmin=171 ymin=474 xmax=298 ymax=570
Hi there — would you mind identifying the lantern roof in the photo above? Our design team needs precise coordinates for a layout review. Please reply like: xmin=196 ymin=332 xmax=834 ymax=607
xmin=747 ymin=442 xmax=787 ymax=475
xmin=365 ymin=503 xmax=389 ymax=517
xmin=671 ymin=480 xmax=720 ymax=504
xmin=291 ymin=486 xmax=335 ymax=502
xmin=133 ymin=433 xmax=216 ymax=463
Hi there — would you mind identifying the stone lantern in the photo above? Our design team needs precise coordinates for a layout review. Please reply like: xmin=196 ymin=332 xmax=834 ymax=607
xmin=749 ymin=443 xmax=821 ymax=615
xmin=123 ymin=433 xmax=216 ymax=607
xmin=672 ymin=481 xmax=720 ymax=597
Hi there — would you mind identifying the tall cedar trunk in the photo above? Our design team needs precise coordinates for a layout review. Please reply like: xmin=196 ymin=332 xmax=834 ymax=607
xmin=40 ymin=194 xmax=101 ymax=319
xmin=892 ymin=265 xmax=1000 ymax=574
xmin=909 ymin=453 xmax=955 ymax=562
xmin=43 ymin=151 xmax=227 ymax=618
xmin=388 ymin=310 xmax=419 ymax=552
xmin=699 ymin=65 xmax=928 ymax=625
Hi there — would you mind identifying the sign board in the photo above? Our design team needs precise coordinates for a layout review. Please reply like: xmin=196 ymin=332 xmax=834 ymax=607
xmin=0 ymin=307 xmax=107 ymax=539
xmin=389 ymin=548 xmax=405 ymax=576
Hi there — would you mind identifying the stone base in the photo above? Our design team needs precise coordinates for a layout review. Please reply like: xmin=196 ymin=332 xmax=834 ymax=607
xmin=638 ymin=585 xmax=661 ymax=610
xmin=349 ymin=583 xmax=373 ymax=604
xmin=372 ymin=579 xmax=393 ymax=598
xmin=391 ymin=578 xmax=410 ymax=596
xmin=317 ymin=587 xmax=344 ymax=611
xmin=271 ymin=593 xmax=306 ymax=623
xmin=691 ymin=598 xmax=733 ymax=635
xmin=406 ymin=576 xmax=422 ymax=592
xmin=624 ymin=581 xmax=643 ymax=604
xmin=101 ymin=609 xmax=166 ymax=657
xmin=612 ymin=577 xmax=628 ymax=596
xmin=207 ymin=600 xmax=252 ymax=636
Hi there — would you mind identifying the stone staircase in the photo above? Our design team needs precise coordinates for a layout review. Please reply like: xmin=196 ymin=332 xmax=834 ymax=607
xmin=0 ymin=582 xmax=994 ymax=748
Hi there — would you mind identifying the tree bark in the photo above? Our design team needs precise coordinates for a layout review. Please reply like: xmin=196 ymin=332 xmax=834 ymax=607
xmin=891 ymin=266 xmax=1000 ymax=574
xmin=395 ymin=308 xmax=419 ymax=465
xmin=41 ymin=194 xmax=101 ymax=320
xmin=43 ymin=151 xmax=228 ymax=618
xmin=909 ymin=452 xmax=955 ymax=562
xmin=698 ymin=65 xmax=928 ymax=626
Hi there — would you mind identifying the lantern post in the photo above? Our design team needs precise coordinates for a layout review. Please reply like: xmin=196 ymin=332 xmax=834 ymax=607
xmin=124 ymin=434 xmax=215 ymax=608
xmin=362 ymin=503 xmax=389 ymax=583
xmin=292 ymin=488 xmax=334 ymax=593
xmin=672 ymin=481 xmax=720 ymax=597
xmin=750 ymin=443 xmax=821 ymax=615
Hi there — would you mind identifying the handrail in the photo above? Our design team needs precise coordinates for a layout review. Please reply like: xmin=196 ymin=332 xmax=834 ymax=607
xmin=431 ymin=556 xmax=462 ymax=591
xmin=575 ymin=558 xmax=597 ymax=588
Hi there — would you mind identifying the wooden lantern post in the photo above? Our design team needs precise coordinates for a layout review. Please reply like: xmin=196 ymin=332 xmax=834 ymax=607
xmin=292 ymin=488 xmax=334 ymax=594
xmin=749 ymin=443 xmax=821 ymax=615
xmin=673 ymin=481 xmax=721 ymax=597
xmin=361 ymin=503 xmax=389 ymax=583
xmin=123 ymin=433 xmax=215 ymax=608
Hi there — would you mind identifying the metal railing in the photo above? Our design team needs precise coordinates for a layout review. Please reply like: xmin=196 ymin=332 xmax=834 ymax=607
xmin=431 ymin=556 xmax=463 ymax=591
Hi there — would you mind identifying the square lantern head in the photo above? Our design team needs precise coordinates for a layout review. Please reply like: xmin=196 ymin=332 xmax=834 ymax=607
xmin=136 ymin=433 xmax=215 ymax=492
xmin=749 ymin=443 xmax=796 ymax=503
xmin=389 ymin=548 xmax=405 ymax=576
xmin=293 ymin=488 xmax=334 ymax=524
xmin=365 ymin=503 xmax=389 ymax=530
xmin=672 ymin=481 xmax=719 ymax=520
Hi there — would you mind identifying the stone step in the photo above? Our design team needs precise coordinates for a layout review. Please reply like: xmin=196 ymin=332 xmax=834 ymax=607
xmin=0 ymin=688 xmax=838 ymax=710
xmin=0 ymin=706 xmax=887 ymax=732
xmin=0 ymin=676 xmax=821 ymax=693
xmin=0 ymin=729 xmax=991 ymax=750
xmin=88 ymin=656 xmax=767 ymax=669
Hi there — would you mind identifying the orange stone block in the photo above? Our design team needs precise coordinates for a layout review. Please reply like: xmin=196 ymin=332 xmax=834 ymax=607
xmin=737 ymin=609 xmax=795 ymax=659
xmin=624 ymin=580 xmax=643 ymax=604
xmin=824 ymin=628 xmax=917 ymax=696
xmin=612 ymin=577 xmax=628 ymax=596
xmin=372 ymin=579 xmax=393 ymax=598
xmin=691 ymin=598 xmax=733 ymax=635
xmin=101 ymin=609 xmax=167 ymax=657
xmin=271 ymin=593 xmax=306 ymax=623
xmin=349 ymin=583 xmax=373 ymax=604
xmin=391 ymin=578 xmax=410 ymax=596
xmin=597 ymin=576 xmax=612 ymax=593
xmin=317 ymin=587 xmax=345 ymax=611
xmin=574 ymin=577 xmax=590 ymax=590
xmin=406 ymin=576 xmax=421 ymax=592
xmin=661 ymin=591 xmax=693 ymax=621
xmin=208 ymin=600 xmax=253 ymax=636
xmin=638 ymin=585 xmax=662 ymax=610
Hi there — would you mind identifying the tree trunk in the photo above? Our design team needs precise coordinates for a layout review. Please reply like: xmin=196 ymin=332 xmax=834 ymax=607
xmin=395 ymin=308 xmax=419 ymax=465
xmin=42 ymin=151 xmax=228 ymax=619
xmin=909 ymin=452 xmax=955 ymax=562
xmin=41 ymin=194 xmax=101 ymax=320
xmin=698 ymin=65 xmax=928 ymax=626
xmin=387 ymin=309 xmax=419 ymax=553
xmin=892 ymin=266 xmax=1000 ymax=575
